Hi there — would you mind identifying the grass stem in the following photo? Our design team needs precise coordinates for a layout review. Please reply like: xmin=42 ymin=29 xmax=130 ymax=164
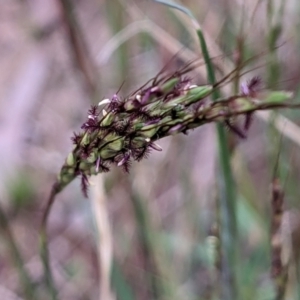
xmin=0 ymin=204 xmax=36 ymax=300
xmin=197 ymin=28 xmax=238 ymax=300
xmin=39 ymin=182 xmax=60 ymax=300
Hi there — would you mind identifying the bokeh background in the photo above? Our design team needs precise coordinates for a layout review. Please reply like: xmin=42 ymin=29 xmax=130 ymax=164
xmin=1 ymin=0 xmax=300 ymax=299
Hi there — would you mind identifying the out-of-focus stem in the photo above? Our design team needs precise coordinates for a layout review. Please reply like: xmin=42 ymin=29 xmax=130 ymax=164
xmin=129 ymin=190 xmax=161 ymax=299
xmin=58 ymin=0 xmax=98 ymax=96
xmin=270 ymin=178 xmax=288 ymax=300
xmin=0 ymin=203 xmax=36 ymax=300
xmin=91 ymin=175 xmax=115 ymax=300
xmin=129 ymin=183 xmax=177 ymax=300
xmin=197 ymin=28 xmax=238 ymax=300
xmin=39 ymin=182 xmax=61 ymax=300
xmin=105 ymin=0 xmax=129 ymax=91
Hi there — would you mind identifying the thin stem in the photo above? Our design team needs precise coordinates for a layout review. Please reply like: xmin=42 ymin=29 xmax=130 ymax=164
xmin=216 ymin=125 xmax=237 ymax=299
xmin=0 ymin=204 xmax=36 ymax=300
xmin=39 ymin=182 xmax=61 ymax=300
xmin=128 ymin=182 xmax=177 ymax=300
xmin=196 ymin=30 xmax=221 ymax=99
xmin=58 ymin=0 xmax=98 ymax=97
xmin=197 ymin=28 xmax=237 ymax=300
xmin=91 ymin=175 xmax=114 ymax=300
xmin=270 ymin=178 xmax=287 ymax=300
xmin=130 ymin=191 xmax=161 ymax=299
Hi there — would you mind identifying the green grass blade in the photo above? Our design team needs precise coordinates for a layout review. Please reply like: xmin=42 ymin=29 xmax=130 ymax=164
xmin=155 ymin=1 xmax=238 ymax=299
xmin=154 ymin=0 xmax=198 ymax=24
xmin=196 ymin=30 xmax=221 ymax=99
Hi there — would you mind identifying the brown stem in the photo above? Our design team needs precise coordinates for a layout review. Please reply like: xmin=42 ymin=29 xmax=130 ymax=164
xmin=57 ymin=0 xmax=98 ymax=96
xmin=270 ymin=178 xmax=288 ymax=300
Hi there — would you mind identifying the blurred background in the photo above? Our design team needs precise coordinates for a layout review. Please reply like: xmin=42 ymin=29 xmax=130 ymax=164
xmin=1 ymin=0 xmax=300 ymax=299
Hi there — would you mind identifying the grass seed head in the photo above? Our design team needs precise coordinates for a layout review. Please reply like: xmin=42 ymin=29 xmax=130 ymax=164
xmin=56 ymin=70 xmax=294 ymax=196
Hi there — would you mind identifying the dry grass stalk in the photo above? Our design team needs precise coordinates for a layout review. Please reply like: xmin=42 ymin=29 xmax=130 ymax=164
xmin=270 ymin=177 xmax=288 ymax=299
xmin=58 ymin=0 xmax=98 ymax=95
xmin=91 ymin=175 xmax=115 ymax=300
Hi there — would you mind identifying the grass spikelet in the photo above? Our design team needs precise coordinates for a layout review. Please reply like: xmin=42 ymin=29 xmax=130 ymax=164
xmin=53 ymin=68 xmax=296 ymax=196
